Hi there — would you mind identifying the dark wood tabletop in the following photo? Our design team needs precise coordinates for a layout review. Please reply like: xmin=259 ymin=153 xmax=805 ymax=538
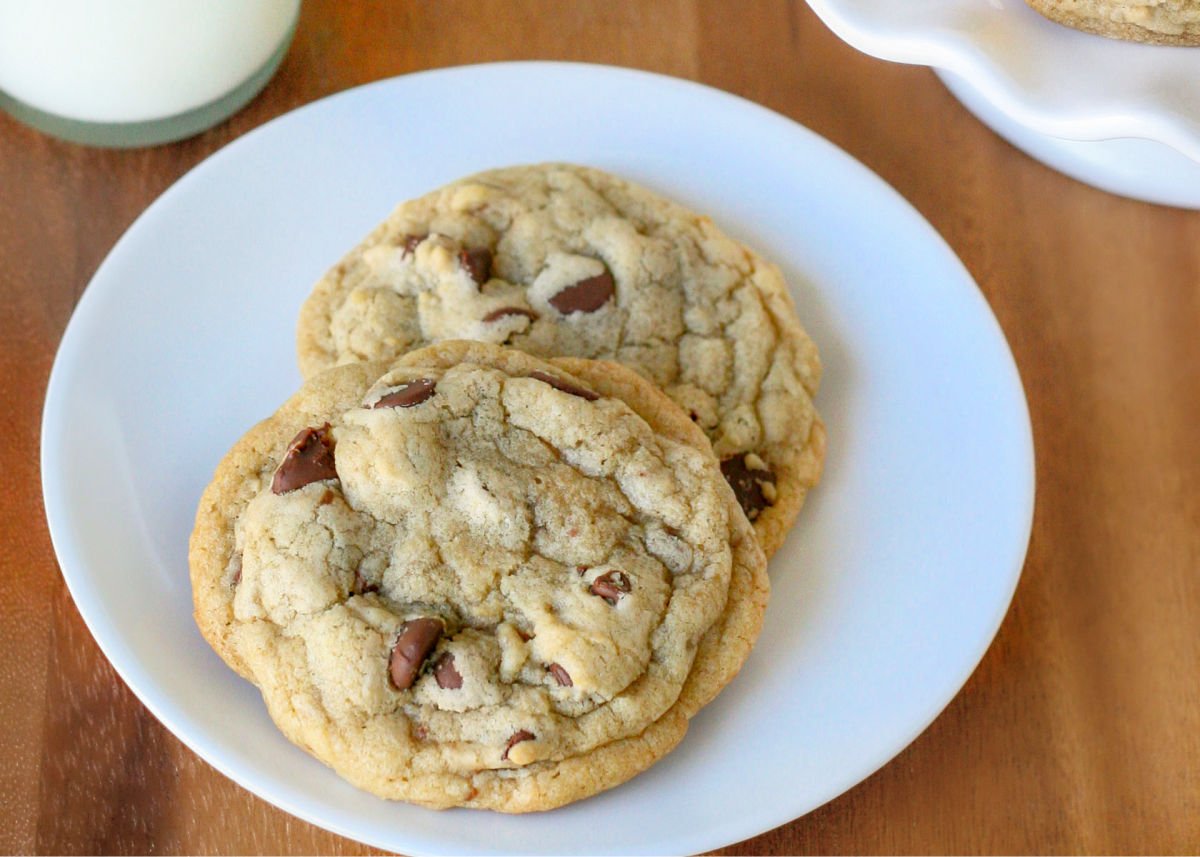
xmin=3 ymin=1 xmax=1199 ymax=853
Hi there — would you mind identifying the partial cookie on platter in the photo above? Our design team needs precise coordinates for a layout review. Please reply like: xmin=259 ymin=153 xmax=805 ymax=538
xmin=1026 ymin=0 xmax=1200 ymax=44
xmin=296 ymin=163 xmax=825 ymax=556
xmin=190 ymin=341 xmax=768 ymax=811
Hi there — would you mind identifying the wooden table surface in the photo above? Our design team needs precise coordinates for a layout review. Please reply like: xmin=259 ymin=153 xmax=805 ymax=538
xmin=4 ymin=2 xmax=1199 ymax=854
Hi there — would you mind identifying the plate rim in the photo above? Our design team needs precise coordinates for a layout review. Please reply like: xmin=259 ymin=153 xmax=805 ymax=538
xmin=40 ymin=60 xmax=1036 ymax=855
xmin=936 ymin=69 xmax=1200 ymax=210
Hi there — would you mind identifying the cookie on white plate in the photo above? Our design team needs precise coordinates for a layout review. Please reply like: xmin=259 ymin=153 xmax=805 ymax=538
xmin=190 ymin=341 xmax=768 ymax=812
xmin=296 ymin=163 xmax=825 ymax=556
xmin=1026 ymin=0 xmax=1200 ymax=44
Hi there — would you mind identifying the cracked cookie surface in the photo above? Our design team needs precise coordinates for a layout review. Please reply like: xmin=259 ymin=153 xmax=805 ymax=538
xmin=1025 ymin=0 xmax=1200 ymax=43
xmin=296 ymin=163 xmax=825 ymax=556
xmin=190 ymin=342 xmax=768 ymax=811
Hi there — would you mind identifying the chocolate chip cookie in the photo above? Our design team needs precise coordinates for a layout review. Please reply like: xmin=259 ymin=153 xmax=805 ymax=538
xmin=1026 ymin=0 xmax=1200 ymax=44
xmin=296 ymin=164 xmax=825 ymax=556
xmin=190 ymin=341 xmax=768 ymax=811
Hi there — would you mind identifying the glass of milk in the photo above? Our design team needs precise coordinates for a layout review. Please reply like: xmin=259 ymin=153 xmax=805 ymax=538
xmin=0 ymin=0 xmax=301 ymax=147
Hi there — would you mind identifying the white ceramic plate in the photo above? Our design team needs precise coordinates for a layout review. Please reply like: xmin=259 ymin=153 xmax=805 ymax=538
xmin=806 ymin=0 xmax=1200 ymax=207
xmin=41 ymin=62 xmax=1034 ymax=856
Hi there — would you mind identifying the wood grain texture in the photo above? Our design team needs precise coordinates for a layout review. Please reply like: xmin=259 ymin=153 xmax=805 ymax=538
xmin=2 ymin=1 xmax=1199 ymax=853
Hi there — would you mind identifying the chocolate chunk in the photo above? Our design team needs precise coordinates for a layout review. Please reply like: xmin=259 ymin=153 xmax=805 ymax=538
xmin=372 ymin=378 xmax=436 ymax=409
xmin=271 ymin=424 xmax=337 ymax=494
xmin=720 ymin=455 xmax=776 ymax=521
xmin=548 ymin=267 xmax=615 ymax=314
xmin=388 ymin=618 xmax=444 ymax=691
xmin=589 ymin=570 xmax=631 ymax=605
xmin=548 ymin=663 xmax=573 ymax=687
xmin=433 ymin=653 xmax=463 ymax=689
xmin=459 ymin=247 xmax=492 ymax=284
xmin=482 ymin=306 xmax=538 ymax=323
xmin=502 ymin=730 xmax=535 ymax=761
xmin=528 ymin=371 xmax=600 ymax=402
xmin=400 ymin=233 xmax=427 ymax=257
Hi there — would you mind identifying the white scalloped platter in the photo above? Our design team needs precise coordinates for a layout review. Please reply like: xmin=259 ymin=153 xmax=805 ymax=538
xmin=807 ymin=0 xmax=1200 ymax=207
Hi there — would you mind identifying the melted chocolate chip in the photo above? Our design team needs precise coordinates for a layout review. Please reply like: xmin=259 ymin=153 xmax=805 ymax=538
xmin=720 ymin=455 xmax=776 ymax=521
xmin=548 ymin=663 xmax=573 ymax=687
xmin=459 ymin=247 xmax=492 ymax=284
xmin=388 ymin=618 xmax=444 ymax=690
xmin=589 ymin=570 xmax=632 ymax=605
xmin=528 ymin=371 xmax=600 ymax=402
xmin=433 ymin=653 xmax=463 ymax=689
xmin=482 ymin=306 xmax=538 ymax=323
xmin=502 ymin=730 xmax=535 ymax=761
xmin=400 ymin=233 xmax=427 ymax=257
xmin=548 ymin=267 xmax=615 ymax=314
xmin=372 ymin=378 xmax=436 ymax=409
xmin=271 ymin=424 xmax=337 ymax=494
